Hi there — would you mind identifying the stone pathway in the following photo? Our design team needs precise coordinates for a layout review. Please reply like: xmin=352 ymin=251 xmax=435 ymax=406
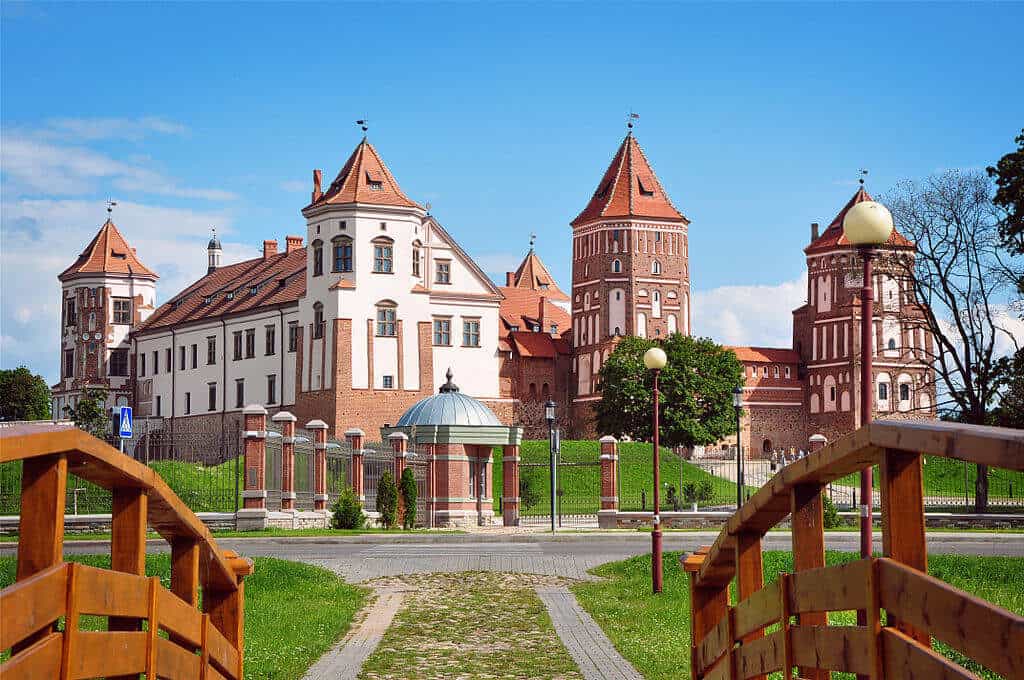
xmin=302 ymin=587 xmax=406 ymax=680
xmin=537 ymin=586 xmax=644 ymax=680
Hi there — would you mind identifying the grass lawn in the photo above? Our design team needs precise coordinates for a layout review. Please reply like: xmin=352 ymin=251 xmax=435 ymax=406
xmin=573 ymin=550 xmax=1024 ymax=680
xmin=0 ymin=526 xmax=464 ymax=542
xmin=834 ymin=458 xmax=1024 ymax=502
xmin=0 ymin=554 xmax=366 ymax=680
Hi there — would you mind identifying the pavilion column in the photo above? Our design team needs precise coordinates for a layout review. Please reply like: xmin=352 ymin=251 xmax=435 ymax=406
xmin=241 ymin=405 xmax=268 ymax=510
xmin=345 ymin=428 xmax=365 ymax=503
xmin=272 ymin=411 xmax=297 ymax=511
xmin=307 ymin=419 xmax=329 ymax=511
xmin=502 ymin=444 xmax=520 ymax=527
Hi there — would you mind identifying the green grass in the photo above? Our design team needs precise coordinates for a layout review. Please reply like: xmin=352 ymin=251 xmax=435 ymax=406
xmin=573 ymin=551 xmax=1024 ymax=680
xmin=491 ymin=440 xmax=752 ymax=515
xmin=0 ymin=554 xmax=366 ymax=680
xmin=835 ymin=459 xmax=1024 ymax=502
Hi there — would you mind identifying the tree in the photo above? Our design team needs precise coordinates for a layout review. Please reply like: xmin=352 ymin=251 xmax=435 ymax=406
xmin=67 ymin=387 xmax=110 ymax=439
xmin=0 ymin=366 xmax=51 ymax=421
xmin=994 ymin=348 xmax=1024 ymax=430
xmin=400 ymin=467 xmax=417 ymax=530
xmin=375 ymin=470 xmax=398 ymax=529
xmin=987 ymin=128 xmax=1024 ymax=295
xmin=596 ymin=334 xmax=745 ymax=447
xmin=884 ymin=170 xmax=1021 ymax=511
xmin=330 ymin=486 xmax=366 ymax=530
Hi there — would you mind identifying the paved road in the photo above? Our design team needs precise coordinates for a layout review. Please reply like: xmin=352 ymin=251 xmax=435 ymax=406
xmin=13 ymin=531 xmax=1021 ymax=582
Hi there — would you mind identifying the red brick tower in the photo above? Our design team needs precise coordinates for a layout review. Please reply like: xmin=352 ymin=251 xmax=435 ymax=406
xmin=568 ymin=131 xmax=691 ymax=435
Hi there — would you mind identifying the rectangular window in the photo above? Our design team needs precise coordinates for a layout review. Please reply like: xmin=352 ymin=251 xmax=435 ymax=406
xmin=773 ymin=366 xmax=779 ymax=378
xmin=373 ymin=243 xmax=393 ymax=273
xmin=899 ymin=383 xmax=910 ymax=401
xmin=207 ymin=336 xmax=217 ymax=365
xmin=288 ymin=322 xmax=298 ymax=352
xmin=165 ymin=348 xmax=171 ymax=372
xmin=184 ymin=392 xmax=191 ymax=415
xmin=265 ymin=325 xmax=276 ymax=355
xmin=155 ymin=395 xmax=162 ymax=417
xmin=878 ymin=383 xmax=889 ymax=401
xmin=463 ymin=319 xmax=480 ymax=347
xmin=113 ymin=298 xmax=132 ymax=325
xmin=65 ymin=299 xmax=77 ymax=327
xmin=412 ymin=248 xmax=421 ymax=277
xmin=235 ymin=379 xmax=245 ymax=408
xmin=152 ymin=351 xmax=159 ymax=375
xmin=191 ymin=344 xmax=198 ymax=369
xmin=179 ymin=345 xmax=186 ymax=371
xmin=233 ymin=331 xmax=243 ymax=360
xmin=376 ymin=307 xmax=396 ymax=336
xmin=655 ymin=231 xmax=662 ymax=242
xmin=64 ymin=349 xmax=75 ymax=378
xmin=435 ymin=260 xmax=451 ymax=284
xmin=433 ymin=318 xmax=451 ymax=346
xmin=109 ymin=349 xmax=129 ymax=377
xmin=762 ymin=366 xmax=768 ymax=377
xmin=382 ymin=375 xmax=394 ymax=389
xmin=785 ymin=366 xmax=791 ymax=379
xmin=138 ymin=352 xmax=145 ymax=377
xmin=468 ymin=459 xmax=477 ymax=499
xmin=208 ymin=382 xmax=217 ymax=411
xmin=313 ymin=244 xmax=323 ymax=276
xmin=333 ymin=240 xmax=353 ymax=272
xmin=267 ymin=375 xmax=277 ymax=404
xmin=245 ymin=329 xmax=255 ymax=358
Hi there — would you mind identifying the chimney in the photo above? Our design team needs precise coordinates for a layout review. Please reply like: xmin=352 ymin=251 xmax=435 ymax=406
xmin=506 ymin=272 xmax=515 ymax=287
xmin=263 ymin=240 xmax=278 ymax=259
xmin=312 ymin=169 xmax=323 ymax=202
xmin=285 ymin=235 xmax=303 ymax=253
xmin=811 ymin=222 xmax=820 ymax=242
xmin=537 ymin=297 xmax=546 ymax=331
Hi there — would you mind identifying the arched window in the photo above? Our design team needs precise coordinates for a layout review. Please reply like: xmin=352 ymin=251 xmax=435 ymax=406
xmin=332 ymin=236 xmax=352 ymax=272
xmin=652 ymin=260 xmax=662 ymax=275
xmin=583 ymin=292 xmax=591 ymax=310
xmin=312 ymin=302 xmax=324 ymax=339
xmin=612 ymin=259 xmax=621 ymax=273
xmin=376 ymin=301 xmax=397 ymax=336
xmin=411 ymin=240 xmax=422 ymax=277
xmin=529 ymin=383 xmax=537 ymax=399
xmin=542 ymin=383 xmax=550 ymax=399
xmin=312 ymin=239 xmax=324 ymax=277
xmin=372 ymin=237 xmax=393 ymax=273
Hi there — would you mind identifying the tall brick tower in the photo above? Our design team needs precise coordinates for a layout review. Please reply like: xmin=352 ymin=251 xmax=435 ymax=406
xmin=568 ymin=131 xmax=690 ymax=435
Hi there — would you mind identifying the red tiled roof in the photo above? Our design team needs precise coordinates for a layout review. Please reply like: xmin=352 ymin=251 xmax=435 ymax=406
xmin=509 ymin=331 xmax=571 ymax=358
xmin=805 ymin=188 xmax=915 ymax=253
xmin=304 ymin=138 xmax=420 ymax=211
xmin=134 ymin=249 xmax=307 ymax=333
xmin=571 ymin=133 xmax=687 ymax=227
xmin=727 ymin=346 xmax=801 ymax=364
xmin=497 ymin=286 xmax=570 ymax=333
xmin=59 ymin=219 xmax=158 ymax=281
xmin=506 ymin=249 xmax=569 ymax=301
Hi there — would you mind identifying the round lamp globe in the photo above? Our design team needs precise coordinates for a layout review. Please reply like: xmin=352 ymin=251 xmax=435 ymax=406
xmin=842 ymin=201 xmax=894 ymax=246
xmin=643 ymin=347 xmax=668 ymax=370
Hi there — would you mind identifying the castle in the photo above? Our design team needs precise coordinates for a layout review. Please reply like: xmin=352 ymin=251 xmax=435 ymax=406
xmin=52 ymin=131 xmax=935 ymax=452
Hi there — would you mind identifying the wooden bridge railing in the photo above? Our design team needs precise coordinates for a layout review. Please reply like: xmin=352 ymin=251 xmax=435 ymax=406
xmin=683 ymin=420 xmax=1024 ymax=680
xmin=0 ymin=423 xmax=253 ymax=680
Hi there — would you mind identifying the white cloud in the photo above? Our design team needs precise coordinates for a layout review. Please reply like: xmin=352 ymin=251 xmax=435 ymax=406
xmin=41 ymin=116 xmax=189 ymax=142
xmin=692 ymin=274 xmax=807 ymax=347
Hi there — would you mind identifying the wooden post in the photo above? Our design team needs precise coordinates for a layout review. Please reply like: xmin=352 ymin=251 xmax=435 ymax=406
xmin=683 ymin=548 xmax=729 ymax=679
xmin=16 ymin=454 xmax=67 ymax=580
xmin=171 ymin=538 xmax=200 ymax=606
xmin=779 ymin=573 xmax=794 ymax=680
xmin=109 ymin=487 xmax=148 ymax=680
xmin=880 ymin=447 xmax=930 ymax=646
xmin=204 ymin=552 xmax=249 ymax=680
xmin=790 ymin=483 xmax=828 ymax=680
xmin=736 ymin=531 xmax=766 ymax=679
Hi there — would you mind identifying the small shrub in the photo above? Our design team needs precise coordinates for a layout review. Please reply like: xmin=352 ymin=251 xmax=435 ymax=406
xmin=400 ymin=467 xmax=417 ymax=530
xmin=666 ymin=484 xmax=682 ymax=511
xmin=376 ymin=470 xmax=399 ymax=529
xmin=822 ymin=495 xmax=842 ymax=529
xmin=681 ymin=479 xmax=715 ymax=507
xmin=330 ymin=486 xmax=365 ymax=530
xmin=519 ymin=475 xmax=543 ymax=509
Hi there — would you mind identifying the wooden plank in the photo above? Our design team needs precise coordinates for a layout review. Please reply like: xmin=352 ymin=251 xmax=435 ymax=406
xmin=869 ymin=420 xmax=1024 ymax=471
xmin=0 ymin=562 xmax=67 ymax=650
xmin=697 ymin=609 xmax=732 ymax=672
xmin=59 ymin=561 xmax=80 ymax=680
xmin=16 ymin=454 xmax=67 ymax=581
xmin=66 ymin=630 xmax=147 ymax=679
xmin=206 ymin=662 xmax=229 ymax=680
xmin=205 ymin=603 xmax=241 ymax=680
xmin=733 ymin=580 xmax=782 ymax=641
xmin=779 ymin=573 xmax=794 ymax=680
xmin=171 ymin=537 xmax=201 ymax=607
xmin=156 ymin=636 xmax=203 ymax=680
xmin=157 ymin=586 xmax=204 ymax=648
xmin=111 ymin=487 xmax=148 ymax=575
xmin=734 ymin=629 xmax=785 ymax=679
xmin=0 ymin=631 xmax=63 ymax=678
xmin=790 ymin=483 xmax=827 ymax=680
xmin=735 ymin=530 xmax=765 ymax=679
xmin=877 ymin=558 xmax=1024 ymax=679
xmin=881 ymin=628 xmax=980 ymax=680
xmin=790 ymin=625 xmax=872 ymax=676
xmin=146 ymin=576 xmax=158 ymax=678
xmin=703 ymin=652 xmax=733 ymax=680
xmin=788 ymin=559 xmax=872 ymax=614
xmin=75 ymin=563 xmax=150 ymax=617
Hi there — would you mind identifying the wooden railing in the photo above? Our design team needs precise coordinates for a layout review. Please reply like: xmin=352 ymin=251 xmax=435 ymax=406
xmin=683 ymin=420 xmax=1024 ymax=680
xmin=0 ymin=423 xmax=253 ymax=680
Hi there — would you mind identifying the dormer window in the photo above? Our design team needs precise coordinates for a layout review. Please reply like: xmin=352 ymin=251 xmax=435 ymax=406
xmin=366 ymin=170 xmax=383 ymax=191
xmin=226 ymin=291 xmax=234 ymax=300
xmin=368 ymin=181 xmax=383 ymax=191
xmin=204 ymin=296 xmax=212 ymax=305
xmin=249 ymin=285 xmax=258 ymax=296
xmin=637 ymin=175 xmax=655 ymax=196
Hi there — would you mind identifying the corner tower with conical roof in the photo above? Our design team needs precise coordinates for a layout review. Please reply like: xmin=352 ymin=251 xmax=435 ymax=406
xmin=569 ymin=132 xmax=691 ymax=425
xmin=53 ymin=218 xmax=158 ymax=418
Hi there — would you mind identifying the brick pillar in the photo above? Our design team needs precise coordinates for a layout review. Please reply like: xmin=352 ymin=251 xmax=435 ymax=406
xmin=599 ymin=435 xmax=619 ymax=510
xmin=272 ymin=411 xmax=297 ymax=510
xmin=345 ymin=428 xmax=365 ymax=502
xmin=502 ymin=444 xmax=520 ymax=527
xmin=809 ymin=434 xmax=827 ymax=453
xmin=307 ymin=419 xmax=329 ymax=511
xmin=242 ymin=405 xmax=268 ymax=510
xmin=390 ymin=431 xmax=409 ymax=480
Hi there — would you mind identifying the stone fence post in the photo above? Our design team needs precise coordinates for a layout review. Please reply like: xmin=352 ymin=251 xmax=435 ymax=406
xmin=390 ymin=432 xmax=409 ymax=480
xmin=502 ymin=444 xmax=520 ymax=527
xmin=242 ymin=405 xmax=268 ymax=511
xmin=307 ymin=420 xmax=329 ymax=511
xmin=272 ymin=411 xmax=297 ymax=511
xmin=598 ymin=435 xmax=619 ymax=529
xmin=345 ymin=428 xmax=365 ymax=503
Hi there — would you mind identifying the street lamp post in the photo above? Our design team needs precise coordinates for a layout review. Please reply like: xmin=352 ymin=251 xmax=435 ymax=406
xmin=842 ymin=198 xmax=894 ymax=561
xmin=643 ymin=346 xmax=668 ymax=594
xmin=545 ymin=400 xmax=557 ymax=534
xmin=733 ymin=385 xmax=744 ymax=509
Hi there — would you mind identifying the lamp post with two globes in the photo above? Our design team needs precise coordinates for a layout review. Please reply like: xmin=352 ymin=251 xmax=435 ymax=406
xmin=643 ymin=346 xmax=668 ymax=593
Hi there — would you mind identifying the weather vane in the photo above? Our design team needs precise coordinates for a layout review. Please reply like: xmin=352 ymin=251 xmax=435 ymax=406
xmin=627 ymin=110 xmax=640 ymax=131
xmin=106 ymin=199 xmax=117 ymax=216
xmin=356 ymin=119 xmax=369 ymax=134
xmin=859 ymin=169 xmax=869 ymax=187
xmin=529 ymin=232 xmax=536 ymax=249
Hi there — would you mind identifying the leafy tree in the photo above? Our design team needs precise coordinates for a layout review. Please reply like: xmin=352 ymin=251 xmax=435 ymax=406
xmin=400 ymin=467 xmax=417 ymax=530
xmin=995 ymin=348 xmax=1024 ymax=430
xmin=375 ymin=470 xmax=398 ymax=529
xmin=987 ymin=128 xmax=1024 ymax=294
xmin=67 ymin=387 xmax=110 ymax=439
xmin=596 ymin=334 xmax=744 ymax=448
xmin=0 ymin=366 xmax=51 ymax=421
xmin=330 ymin=486 xmax=366 ymax=530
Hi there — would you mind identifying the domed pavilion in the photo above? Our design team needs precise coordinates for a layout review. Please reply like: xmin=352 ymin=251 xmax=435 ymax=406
xmin=383 ymin=369 xmax=523 ymax=527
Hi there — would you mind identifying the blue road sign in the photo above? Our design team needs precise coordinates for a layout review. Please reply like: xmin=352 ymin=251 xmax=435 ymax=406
xmin=119 ymin=406 xmax=133 ymax=439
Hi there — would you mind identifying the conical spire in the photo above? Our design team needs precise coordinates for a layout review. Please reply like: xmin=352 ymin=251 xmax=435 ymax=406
xmin=304 ymin=138 xmax=421 ymax=211
xmin=60 ymin=219 xmax=158 ymax=281
xmin=571 ymin=132 xmax=687 ymax=227
xmin=805 ymin=187 xmax=915 ymax=253
xmin=507 ymin=247 xmax=569 ymax=301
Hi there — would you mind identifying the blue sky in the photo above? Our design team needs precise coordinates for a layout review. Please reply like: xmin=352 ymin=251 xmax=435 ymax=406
xmin=3 ymin=2 xmax=1022 ymax=382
